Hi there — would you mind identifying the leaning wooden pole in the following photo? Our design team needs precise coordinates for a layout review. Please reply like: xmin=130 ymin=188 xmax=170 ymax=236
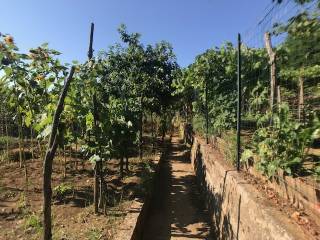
xmin=43 ymin=67 xmax=75 ymax=240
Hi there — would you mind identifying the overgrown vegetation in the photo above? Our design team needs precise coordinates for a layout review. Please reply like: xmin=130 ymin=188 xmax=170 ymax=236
xmin=24 ymin=213 xmax=42 ymax=234
xmin=174 ymin=0 xmax=320 ymax=179
xmin=1 ymin=0 xmax=320 ymax=239
xmin=0 ymin=23 xmax=179 ymax=239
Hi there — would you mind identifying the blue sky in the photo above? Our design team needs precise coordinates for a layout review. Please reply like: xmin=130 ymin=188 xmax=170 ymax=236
xmin=0 ymin=0 xmax=272 ymax=67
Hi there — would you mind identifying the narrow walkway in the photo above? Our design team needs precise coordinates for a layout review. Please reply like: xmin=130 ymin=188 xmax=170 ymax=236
xmin=142 ymin=136 xmax=214 ymax=240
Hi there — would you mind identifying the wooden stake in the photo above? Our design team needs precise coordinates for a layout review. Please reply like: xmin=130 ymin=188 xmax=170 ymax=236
xmin=264 ymin=32 xmax=280 ymax=113
xmin=43 ymin=67 xmax=75 ymax=240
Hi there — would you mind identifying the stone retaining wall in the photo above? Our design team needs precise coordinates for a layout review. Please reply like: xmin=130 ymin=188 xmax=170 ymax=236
xmin=191 ymin=136 xmax=313 ymax=240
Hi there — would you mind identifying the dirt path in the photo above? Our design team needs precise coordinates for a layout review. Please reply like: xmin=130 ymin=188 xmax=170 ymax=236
xmin=142 ymin=136 xmax=214 ymax=240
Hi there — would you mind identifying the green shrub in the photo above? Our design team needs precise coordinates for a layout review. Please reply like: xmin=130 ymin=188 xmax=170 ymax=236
xmin=242 ymin=103 xmax=320 ymax=178
xmin=53 ymin=183 xmax=73 ymax=201
xmin=0 ymin=136 xmax=17 ymax=146
xmin=17 ymin=192 xmax=27 ymax=210
xmin=86 ymin=228 xmax=103 ymax=240
xmin=24 ymin=213 xmax=42 ymax=233
xmin=314 ymin=166 xmax=320 ymax=180
xmin=221 ymin=131 xmax=237 ymax=165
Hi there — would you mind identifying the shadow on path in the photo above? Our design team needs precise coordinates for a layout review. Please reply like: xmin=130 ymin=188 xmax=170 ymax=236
xmin=142 ymin=136 xmax=215 ymax=240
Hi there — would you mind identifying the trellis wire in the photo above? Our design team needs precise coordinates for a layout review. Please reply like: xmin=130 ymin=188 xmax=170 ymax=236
xmin=240 ymin=0 xmax=320 ymax=211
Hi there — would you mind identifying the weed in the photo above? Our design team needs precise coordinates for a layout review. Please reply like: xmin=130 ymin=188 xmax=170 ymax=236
xmin=17 ymin=192 xmax=27 ymax=212
xmin=53 ymin=183 xmax=73 ymax=201
xmin=221 ymin=131 xmax=237 ymax=165
xmin=86 ymin=228 xmax=103 ymax=240
xmin=0 ymin=186 xmax=4 ymax=194
xmin=24 ymin=213 xmax=42 ymax=234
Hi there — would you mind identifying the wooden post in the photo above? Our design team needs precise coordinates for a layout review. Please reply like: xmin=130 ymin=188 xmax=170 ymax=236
xmin=88 ymin=23 xmax=94 ymax=60
xmin=88 ymin=23 xmax=98 ymax=214
xmin=43 ymin=67 xmax=75 ymax=240
xmin=87 ymin=22 xmax=103 ymax=214
xmin=264 ymin=32 xmax=280 ymax=113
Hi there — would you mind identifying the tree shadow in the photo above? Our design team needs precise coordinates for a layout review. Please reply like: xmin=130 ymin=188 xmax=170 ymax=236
xmin=140 ymin=138 xmax=215 ymax=240
xmin=193 ymin=141 xmax=242 ymax=240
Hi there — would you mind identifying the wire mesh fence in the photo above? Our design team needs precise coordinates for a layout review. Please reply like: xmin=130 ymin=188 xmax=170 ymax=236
xmin=239 ymin=0 xmax=320 ymax=215
xmin=181 ymin=0 xmax=320 ymax=217
xmin=240 ymin=0 xmax=320 ymax=174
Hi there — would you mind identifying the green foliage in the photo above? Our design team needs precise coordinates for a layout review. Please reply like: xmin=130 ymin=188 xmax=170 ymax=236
xmin=174 ymin=42 xmax=268 ymax=136
xmin=191 ymin=115 xmax=206 ymax=136
xmin=176 ymin=2 xmax=320 ymax=181
xmin=24 ymin=213 xmax=42 ymax=233
xmin=17 ymin=192 xmax=27 ymax=210
xmin=243 ymin=104 xmax=320 ymax=178
xmin=0 ymin=25 xmax=179 ymax=176
xmin=174 ymin=43 xmax=237 ymax=134
xmin=0 ymin=136 xmax=17 ymax=147
xmin=88 ymin=154 xmax=102 ymax=168
xmin=53 ymin=183 xmax=73 ymax=200
xmin=275 ymin=5 xmax=320 ymax=87
xmin=140 ymin=160 xmax=155 ymax=194
xmin=221 ymin=131 xmax=237 ymax=164
xmin=86 ymin=228 xmax=103 ymax=240
xmin=246 ymin=81 xmax=269 ymax=121
xmin=314 ymin=166 xmax=320 ymax=179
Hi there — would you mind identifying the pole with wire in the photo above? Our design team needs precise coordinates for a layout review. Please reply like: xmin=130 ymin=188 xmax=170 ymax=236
xmin=236 ymin=33 xmax=242 ymax=171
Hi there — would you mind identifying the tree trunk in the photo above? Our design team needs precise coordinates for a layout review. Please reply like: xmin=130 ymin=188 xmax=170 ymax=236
xmin=125 ymin=156 xmax=129 ymax=171
xmin=151 ymin=112 xmax=155 ymax=150
xmin=98 ymin=161 xmax=103 ymax=209
xmin=93 ymin=94 xmax=102 ymax=214
xmin=43 ymin=67 xmax=74 ymax=240
xmin=75 ymin=139 xmax=78 ymax=171
xmin=63 ymin=144 xmax=67 ymax=178
xmin=94 ymin=163 xmax=99 ymax=213
xmin=120 ymin=157 xmax=124 ymax=178
xmin=162 ymin=113 xmax=167 ymax=142
xmin=69 ymin=144 xmax=72 ymax=170
xmin=5 ymin=114 xmax=9 ymax=162
xmin=38 ymin=140 xmax=42 ymax=159
xmin=18 ymin=116 xmax=23 ymax=168
xmin=277 ymin=85 xmax=281 ymax=105
xmin=23 ymin=135 xmax=28 ymax=193
xmin=298 ymin=76 xmax=304 ymax=122
xmin=30 ymin=127 xmax=35 ymax=160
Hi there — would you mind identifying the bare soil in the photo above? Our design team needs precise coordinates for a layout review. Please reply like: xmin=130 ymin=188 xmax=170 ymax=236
xmin=0 ymin=137 xmax=161 ymax=240
xmin=242 ymin=171 xmax=320 ymax=239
